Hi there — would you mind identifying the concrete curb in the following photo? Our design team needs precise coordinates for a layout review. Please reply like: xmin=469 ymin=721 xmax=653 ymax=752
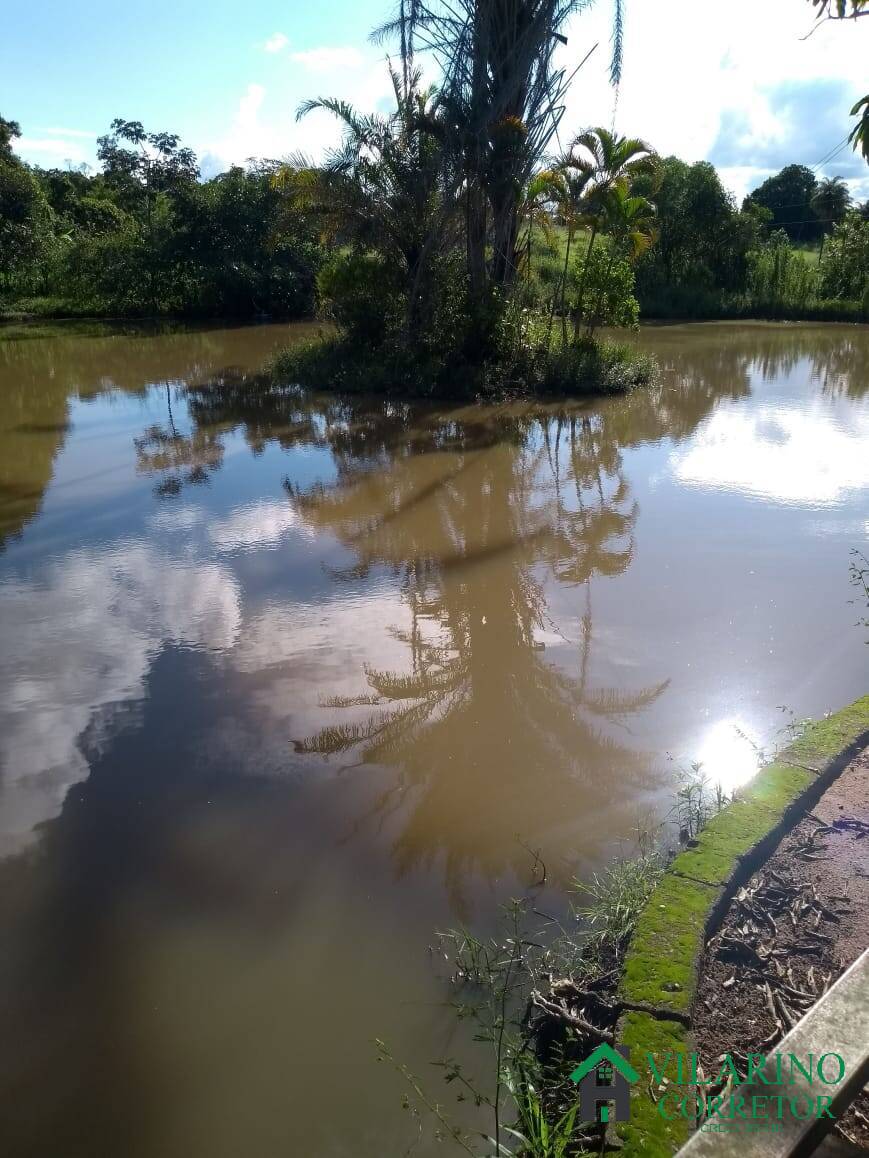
xmin=612 ymin=695 xmax=869 ymax=1156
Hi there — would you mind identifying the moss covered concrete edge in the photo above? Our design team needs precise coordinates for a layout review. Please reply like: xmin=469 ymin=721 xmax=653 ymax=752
xmin=611 ymin=695 xmax=868 ymax=1156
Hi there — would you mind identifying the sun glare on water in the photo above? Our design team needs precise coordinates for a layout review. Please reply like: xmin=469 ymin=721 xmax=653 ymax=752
xmin=695 ymin=718 xmax=762 ymax=796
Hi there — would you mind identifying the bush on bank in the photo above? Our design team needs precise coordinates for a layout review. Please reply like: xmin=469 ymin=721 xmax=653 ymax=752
xmin=270 ymin=328 xmax=656 ymax=400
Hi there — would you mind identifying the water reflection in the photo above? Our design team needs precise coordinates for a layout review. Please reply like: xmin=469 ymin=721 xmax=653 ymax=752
xmin=0 ymin=322 xmax=315 ymax=546
xmin=0 ymin=320 xmax=867 ymax=1158
xmin=671 ymin=401 xmax=869 ymax=506
xmin=0 ymin=542 xmax=240 ymax=856
xmin=134 ymin=385 xmax=224 ymax=497
xmin=282 ymin=406 xmax=668 ymax=900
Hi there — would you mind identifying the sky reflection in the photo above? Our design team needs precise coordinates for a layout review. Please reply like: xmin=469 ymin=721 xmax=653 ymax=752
xmin=671 ymin=401 xmax=869 ymax=506
xmin=0 ymin=542 xmax=240 ymax=856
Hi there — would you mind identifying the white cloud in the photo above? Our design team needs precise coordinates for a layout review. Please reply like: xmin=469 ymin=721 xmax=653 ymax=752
xmin=201 ymin=49 xmax=395 ymax=174
xmin=263 ymin=31 xmax=289 ymax=54
xmin=39 ymin=126 xmax=96 ymax=138
xmin=201 ymin=82 xmax=274 ymax=171
xmin=15 ymin=136 xmax=88 ymax=162
xmin=238 ymin=81 xmax=266 ymax=125
xmin=290 ymin=46 xmax=365 ymax=73
xmin=557 ymin=0 xmax=869 ymax=203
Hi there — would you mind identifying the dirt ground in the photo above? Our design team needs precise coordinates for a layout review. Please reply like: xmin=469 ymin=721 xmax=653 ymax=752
xmin=692 ymin=747 xmax=869 ymax=1150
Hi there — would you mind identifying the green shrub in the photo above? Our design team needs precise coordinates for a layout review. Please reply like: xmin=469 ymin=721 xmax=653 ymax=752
xmin=572 ymin=246 xmax=640 ymax=334
xmin=747 ymin=230 xmax=817 ymax=306
xmin=316 ymin=249 xmax=403 ymax=347
xmin=818 ymin=213 xmax=869 ymax=301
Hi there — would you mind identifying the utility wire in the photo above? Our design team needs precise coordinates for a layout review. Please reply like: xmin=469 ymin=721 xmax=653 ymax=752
xmin=812 ymin=134 xmax=852 ymax=170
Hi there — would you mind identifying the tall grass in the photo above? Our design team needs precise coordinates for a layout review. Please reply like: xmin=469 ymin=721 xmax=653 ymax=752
xmin=747 ymin=240 xmax=817 ymax=308
xmin=637 ymin=238 xmax=868 ymax=322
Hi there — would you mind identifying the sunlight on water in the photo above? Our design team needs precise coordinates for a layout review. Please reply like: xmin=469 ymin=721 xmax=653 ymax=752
xmin=695 ymin=718 xmax=762 ymax=795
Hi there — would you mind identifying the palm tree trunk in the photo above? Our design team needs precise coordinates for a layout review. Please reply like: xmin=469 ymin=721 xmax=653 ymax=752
xmin=547 ymin=221 xmax=573 ymax=349
xmin=573 ymin=222 xmax=599 ymax=342
xmin=467 ymin=179 xmax=488 ymax=301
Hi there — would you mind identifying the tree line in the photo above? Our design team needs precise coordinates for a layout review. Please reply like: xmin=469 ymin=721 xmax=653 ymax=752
xmin=0 ymin=114 xmax=321 ymax=318
xmin=2 ymin=106 xmax=867 ymax=330
xmin=1 ymin=0 xmax=867 ymax=403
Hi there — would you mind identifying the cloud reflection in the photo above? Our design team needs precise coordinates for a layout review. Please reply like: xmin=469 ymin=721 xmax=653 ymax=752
xmin=150 ymin=500 xmax=310 ymax=552
xmin=671 ymin=403 xmax=869 ymax=506
xmin=0 ymin=543 xmax=241 ymax=857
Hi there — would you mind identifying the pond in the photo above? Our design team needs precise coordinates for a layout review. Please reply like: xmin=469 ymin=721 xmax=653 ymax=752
xmin=0 ymin=320 xmax=866 ymax=1156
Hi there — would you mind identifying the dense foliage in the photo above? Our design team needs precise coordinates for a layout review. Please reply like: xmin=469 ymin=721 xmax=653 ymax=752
xmin=268 ymin=0 xmax=661 ymax=393
xmin=630 ymin=157 xmax=868 ymax=320
xmin=1 ymin=0 xmax=867 ymax=355
xmin=0 ymin=116 xmax=322 ymax=318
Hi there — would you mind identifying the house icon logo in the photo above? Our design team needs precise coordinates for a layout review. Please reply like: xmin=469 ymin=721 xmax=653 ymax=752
xmin=570 ymin=1043 xmax=638 ymax=1123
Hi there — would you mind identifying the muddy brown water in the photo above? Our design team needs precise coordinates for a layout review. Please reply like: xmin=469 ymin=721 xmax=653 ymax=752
xmin=0 ymin=320 xmax=866 ymax=1156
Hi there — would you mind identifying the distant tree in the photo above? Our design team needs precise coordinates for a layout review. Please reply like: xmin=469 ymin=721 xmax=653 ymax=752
xmin=96 ymin=119 xmax=199 ymax=310
xmin=171 ymin=162 xmax=321 ymax=316
xmin=0 ymin=117 xmax=53 ymax=293
xmin=638 ymin=157 xmax=762 ymax=294
xmin=811 ymin=175 xmax=852 ymax=253
xmin=97 ymin=120 xmax=199 ymax=202
xmin=0 ymin=115 xmax=22 ymax=160
xmin=743 ymin=164 xmax=821 ymax=242
xmin=37 ymin=166 xmax=92 ymax=220
xmin=818 ymin=211 xmax=869 ymax=301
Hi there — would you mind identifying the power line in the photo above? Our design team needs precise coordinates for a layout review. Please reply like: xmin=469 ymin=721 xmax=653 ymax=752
xmin=812 ymin=134 xmax=851 ymax=171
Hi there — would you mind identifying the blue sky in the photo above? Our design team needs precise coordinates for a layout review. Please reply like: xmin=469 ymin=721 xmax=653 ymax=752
xmin=3 ymin=0 xmax=868 ymax=203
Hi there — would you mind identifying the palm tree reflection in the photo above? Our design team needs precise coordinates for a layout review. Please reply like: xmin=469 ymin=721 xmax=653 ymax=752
xmin=134 ymin=383 xmax=225 ymax=496
xmin=287 ymin=404 xmax=668 ymax=903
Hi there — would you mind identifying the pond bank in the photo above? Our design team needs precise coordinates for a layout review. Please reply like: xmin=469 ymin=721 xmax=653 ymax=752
xmin=614 ymin=695 xmax=869 ymax=1156
xmin=693 ymin=747 xmax=869 ymax=1150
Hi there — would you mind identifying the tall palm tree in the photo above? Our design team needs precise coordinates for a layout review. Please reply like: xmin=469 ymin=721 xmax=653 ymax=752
xmin=583 ymin=184 xmax=657 ymax=335
xmin=811 ymin=175 xmax=852 ymax=254
xmin=276 ymin=65 xmax=457 ymax=341
xmin=376 ymin=0 xmax=627 ymax=310
xmin=561 ymin=128 xmax=658 ymax=338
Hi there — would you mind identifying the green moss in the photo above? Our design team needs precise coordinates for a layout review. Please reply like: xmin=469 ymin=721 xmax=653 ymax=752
xmin=668 ymin=762 xmax=814 ymax=887
xmin=737 ymin=760 xmax=815 ymax=811
xmin=619 ymin=874 xmax=721 ymax=1014
xmin=614 ymin=1012 xmax=691 ymax=1155
xmin=668 ymin=834 xmax=736 ymax=888
xmin=782 ymin=695 xmax=869 ymax=767
xmin=612 ymin=696 xmax=869 ymax=1155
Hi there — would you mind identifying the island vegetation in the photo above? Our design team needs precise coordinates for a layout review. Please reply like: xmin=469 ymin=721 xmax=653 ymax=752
xmin=2 ymin=0 xmax=867 ymax=396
